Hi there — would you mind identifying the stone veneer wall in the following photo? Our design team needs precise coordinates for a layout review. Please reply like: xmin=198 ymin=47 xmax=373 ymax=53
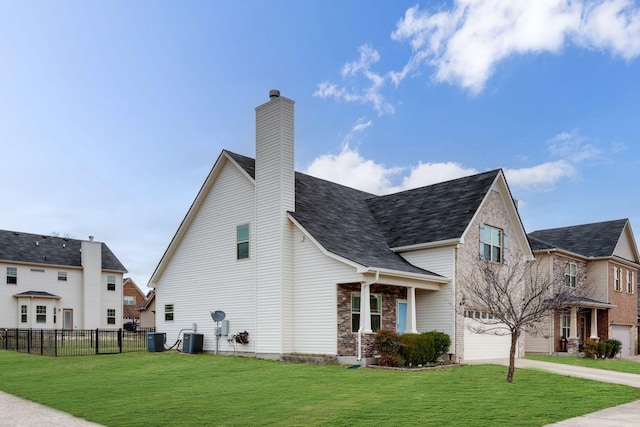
xmin=337 ymin=283 xmax=407 ymax=357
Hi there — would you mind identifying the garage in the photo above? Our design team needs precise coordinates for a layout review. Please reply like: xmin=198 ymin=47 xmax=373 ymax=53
xmin=463 ymin=318 xmax=514 ymax=361
xmin=610 ymin=325 xmax=633 ymax=357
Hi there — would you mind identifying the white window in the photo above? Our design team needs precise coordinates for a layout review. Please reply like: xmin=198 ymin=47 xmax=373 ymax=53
xmin=614 ymin=267 xmax=621 ymax=292
xmin=107 ymin=309 xmax=116 ymax=325
xmin=58 ymin=271 xmax=67 ymax=281
xmin=6 ymin=267 xmax=17 ymax=284
xmin=561 ymin=315 xmax=570 ymax=339
xmin=124 ymin=296 xmax=136 ymax=305
xmin=565 ymin=263 xmax=577 ymax=288
xmin=107 ymin=275 xmax=116 ymax=291
xmin=236 ymin=224 xmax=249 ymax=260
xmin=36 ymin=305 xmax=46 ymax=323
xmin=21 ymin=305 xmax=27 ymax=323
xmin=626 ymin=271 xmax=634 ymax=294
xmin=351 ymin=293 xmax=381 ymax=332
xmin=165 ymin=304 xmax=174 ymax=321
xmin=480 ymin=224 xmax=505 ymax=263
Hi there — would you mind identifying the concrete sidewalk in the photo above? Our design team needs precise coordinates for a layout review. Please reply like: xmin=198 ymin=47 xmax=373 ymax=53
xmin=475 ymin=358 xmax=640 ymax=426
xmin=0 ymin=390 xmax=102 ymax=427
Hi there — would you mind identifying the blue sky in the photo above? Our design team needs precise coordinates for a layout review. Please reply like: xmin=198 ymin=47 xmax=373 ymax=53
xmin=2 ymin=1 xmax=639 ymax=290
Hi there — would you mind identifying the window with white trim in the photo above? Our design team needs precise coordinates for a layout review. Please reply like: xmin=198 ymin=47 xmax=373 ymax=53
xmin=626 ymin=270 xmax=634 ymax=294
xmin=36 ymin=305 xmax=46 ymax=323
xmin=21 ymin=305 xmax=27 ymax=323
xmin=236 ymin=224 xmax=249 ymax=260
xmin=124 ymin=296 xmax=136 ymax=305
xmin=614 ymin=267 xmax=621 ymax=292
xmin=6 ymin=267 xmax=17 ymax=284
xmin=58 ymin=271 xmax=67 ymax=281
xmin=165 ymin=304 xmax=174 ymax=321
xmin=107 ymin=309 xmax=116 ymax=325
xmin=565 ymin=263 xmax=577 ymax=288
xmin=480 ymin=224 xmax=506 ymax=263
xmin=561 ymin=315 xmax=570 ymax=339
xmin=351 ymin=293 xmax=381 ymax=332
xmin=107 ymin=275 xmax=116 ymax=291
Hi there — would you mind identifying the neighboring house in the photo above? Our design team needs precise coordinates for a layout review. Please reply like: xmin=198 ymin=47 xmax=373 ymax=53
xmin=137 ymin=290 xmax=156 ymax=329
xmin=123 ymin=278 xmax=146 ymax=324
xmin=0 ymin=231 xmax=127 ymax=330
xmin=526 ymin=219 xmax=639 ymax=356
xmin=149 ymin=90 xmax=532 ymax=364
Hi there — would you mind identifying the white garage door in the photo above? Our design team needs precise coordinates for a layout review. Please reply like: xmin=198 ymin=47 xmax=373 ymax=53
xmin=464 ymin=318 xmax=513 ymax=361
xmin=611 ymin=325 xmax=632 ymax=357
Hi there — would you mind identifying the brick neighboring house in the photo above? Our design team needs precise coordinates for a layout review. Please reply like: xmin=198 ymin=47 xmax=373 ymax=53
xmin=123 ymin=278 xmax=146 ymax=325
xmin=526 ymin=219 xmax=639 ymax=356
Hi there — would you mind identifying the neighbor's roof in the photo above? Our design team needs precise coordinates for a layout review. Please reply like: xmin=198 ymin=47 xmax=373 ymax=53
xmin=0 ymin=230 xmax=127 ymax=272
xmin=527 ymin=219 xmax=629 ymax=258
xmin=225 ymin=151 xmax=501 ymax=277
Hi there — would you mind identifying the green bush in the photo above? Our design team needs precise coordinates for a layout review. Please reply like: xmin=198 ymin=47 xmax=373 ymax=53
xmin=596 ymin=341 xmax=612 ymax=359
xmin=399 ymin=333 xmax=435 ymax=366
xmin=372 ymin=329 xmax=404 ymax=367
xmin=583 ymin=339 xmax=598 ymax=359
xmin=423 ymin=331 xmax=451 ymax=362
xmin=602 ymin=339 xmax=622 ymax=358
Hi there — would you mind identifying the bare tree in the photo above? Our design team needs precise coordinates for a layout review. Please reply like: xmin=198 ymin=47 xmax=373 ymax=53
xmin=461 ymin=254 xmax=585 ymax=382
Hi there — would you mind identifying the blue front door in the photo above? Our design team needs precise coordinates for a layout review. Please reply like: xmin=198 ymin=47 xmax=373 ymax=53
xmin=397 ymin=301 xmax=407 ymax=333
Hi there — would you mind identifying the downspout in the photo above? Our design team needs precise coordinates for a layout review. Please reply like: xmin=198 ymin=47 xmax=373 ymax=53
xmin=357 ymin=270 xmax=379 ymax=364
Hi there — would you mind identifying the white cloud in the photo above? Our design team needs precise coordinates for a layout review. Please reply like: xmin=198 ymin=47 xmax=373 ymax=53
xmin=313 ymin=45 xmax=395 ymax=115
xmin=547 ymin=130 xmax=601 ymax=161
xmin=399 ymin=161 xmax=479 ymax=190
xmin=504 ymin=160 xmax=576 ymax=191
xmin=390 ymin=0 xmax=640 ymax=93
xmin=304 ymin=143 xmax=403 ymax=194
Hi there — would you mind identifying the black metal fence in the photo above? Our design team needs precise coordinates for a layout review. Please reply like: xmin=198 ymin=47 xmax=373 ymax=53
xmin=1 ymin=328 xmax=155 ymax=357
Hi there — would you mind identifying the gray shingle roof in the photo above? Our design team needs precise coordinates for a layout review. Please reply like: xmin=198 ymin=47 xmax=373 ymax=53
xmin=226 ymin=151 xmax=499 ymax=277
xmin=528 ymin=219 xmax=628 ymax=258
xmin=0 ymin=230 xmax=127 ymax=272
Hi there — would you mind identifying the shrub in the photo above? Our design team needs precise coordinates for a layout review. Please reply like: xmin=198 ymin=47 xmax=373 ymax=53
xmin=424 ymin=331 xmax=451 ymax=362
xmin=583 ymin=339 xmax=598 ymax=359
xmin=596 ymin=341 xmax=612 ymax=359
xmin=399 ymin=333 xmax=435 ymax=366
xmin=373 ymin=329 xmax=404 ymax=367
xmin=602 ymin=339 xmax=622 ymax=358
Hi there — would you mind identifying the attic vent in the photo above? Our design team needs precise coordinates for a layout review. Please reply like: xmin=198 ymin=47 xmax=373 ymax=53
xmin=35 ymin=241 xmax=39 ymax=246
xmin=269 ymin=89 xmax=280 ymax=99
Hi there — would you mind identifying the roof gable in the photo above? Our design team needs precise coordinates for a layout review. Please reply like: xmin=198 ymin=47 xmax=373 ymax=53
xmin=0 ymin=230 xmax=126 ymax=271
xmin=367 ymin=170 xmax=500 ymax=249
xmin=528 ymin=219 xmax=636 ymax=260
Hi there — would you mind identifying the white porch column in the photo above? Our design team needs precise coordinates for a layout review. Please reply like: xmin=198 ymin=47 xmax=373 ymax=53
xmin=407 ymin=287 xmax=418 ymax=333
xmin=569 ymin=306 xmax=578 ymax=339
xmin=361 ymin=283 xmax=372 ymax=334
xmin=590 ymin=308 xmax=599 ymax=339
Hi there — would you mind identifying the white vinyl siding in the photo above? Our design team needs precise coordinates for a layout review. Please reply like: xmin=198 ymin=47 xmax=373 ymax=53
xmin=154 ymin=162 xmax=257 ymax=353
xmin=291 ymin=227 xmax=361 ymax=355
xmin=401 ymin=246 xmax=455 ymax=350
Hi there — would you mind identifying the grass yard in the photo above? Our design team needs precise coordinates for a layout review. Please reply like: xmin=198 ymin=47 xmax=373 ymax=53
xmin=1 ymin=351 xmax=639 ymax=426
xmin=527 ymin=354 xmax=640 ymax=374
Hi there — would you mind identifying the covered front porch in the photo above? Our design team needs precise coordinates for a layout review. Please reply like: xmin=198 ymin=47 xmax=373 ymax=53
xmin=336 ymin=271 xmax=449 ymax=364
xmin=556 ymin=298 xmax=614 ymax=353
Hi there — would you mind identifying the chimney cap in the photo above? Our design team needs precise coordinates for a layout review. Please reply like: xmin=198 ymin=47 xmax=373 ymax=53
xmin=269 ymin=89 xmax=280 ymax=99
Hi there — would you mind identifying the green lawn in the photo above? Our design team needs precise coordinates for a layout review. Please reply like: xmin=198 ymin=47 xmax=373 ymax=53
xmin=527 ymin=354 xmax=640 ymax=374
xmin=1 ymin=351 xmax=639 ymax=426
